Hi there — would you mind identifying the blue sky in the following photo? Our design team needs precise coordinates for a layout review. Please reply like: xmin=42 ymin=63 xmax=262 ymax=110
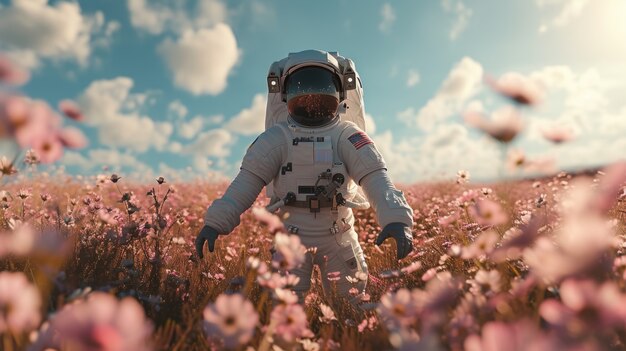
xmin=1 ymin=0 xmax=625 ymax=183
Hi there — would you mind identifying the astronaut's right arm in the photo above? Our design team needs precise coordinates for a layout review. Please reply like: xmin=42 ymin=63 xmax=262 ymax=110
xmin=203 ymin=126 xmax=287 ymax=234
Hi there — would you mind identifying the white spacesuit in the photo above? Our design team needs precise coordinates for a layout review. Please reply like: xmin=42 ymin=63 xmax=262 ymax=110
xmin=196 ymin=50 xmax=414 ymax=305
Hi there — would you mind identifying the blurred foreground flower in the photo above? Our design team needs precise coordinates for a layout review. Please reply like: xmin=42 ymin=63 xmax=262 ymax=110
xmin=272 ymin=232 xmax=307 ymax=270
xmin=270 ymin=303 xmax=312 ymax=343
xmin=0 ymin=221 xmax=35 ymax=257
xmin=464 ymin=105 xmax=524 ymax=143
xmin=542 ymin=125 xmax=575 ymax=144
xmin=485 ymin=72 xmax=544 ymax=106
xmin=0 ymin=95 xmax=88 ymax=164
xmin=464 ymin=319 xmax=556 ymax=351
xmin=59 ymin=126 xmax=88 ymax=149
xmin=0 ymin=271 xmax=41 ymax=334
xmin=468 ymin=199 xmax=508 ymax=227
xmin=58 ymin=99 xmax=85 ymax=121
xmin=540 ymin=279 xmax=626 ymax=336
xmin=30 ymin=292 xmax=153 ymax=351
xmin=524 ymin=172 xmax=623 ymax=283
xmin=378 ymin=288 xmax=420 ymax=330
xmin=203 ymin=294 xmax=258 ymax=349
xmin=252 ymin=206 xmax=285 ymax=234
xmin=0 ymin=54 xmax=29 ymax=86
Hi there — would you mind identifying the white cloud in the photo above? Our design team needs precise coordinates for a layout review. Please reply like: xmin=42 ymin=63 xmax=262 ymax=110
xmin=63 ymin=148 xmax=152 ymax=173
xmin=536 ymin=0 xmax=590 ymax=32
xmin=373 ymin=131 xmax=424 ymax=183
xmin=158 ymin=25 xmax=241 ymax=95
xmin=399 ymin=57 xmax=483 ymax=131
xmin=379 ymin=3 xmax=396 ymax=33
xmin=127 ymin=0 xmax=227 ymax=35
xmin=406 ymin=69 xmax=421 ymax=87
xmin=364 ymin=113 xmax=377 ymax=134
xmin=206 ymin=114 xmax=225 ymax=125
xmin=225 ymin=94 xmax=267 ymax=135
xmin=441 ymin=0 xmax=473 ymax=40
xmin=521 ymin=65 xmax=611 ymax=142
xmin=168 ymin=100 xmax=188 ymax=119
xmin=178 ymin=116 xmax=204 ymax=139
xmin=194 ymin=0 xmax=228 ymax=29
xmin=236 ymin=0 xmax=276 ymax=29
xmin=375 ymin=61 xmax=626 ymax=183
xmin=0 ymin=0 xmax=118 ymax=69
xmin=373 ymin=124 xmax=502 ymax=183
xmin=169 ymin=141 xmax=183 ymax=153
xmin=127 ymin=0 xmax=172 ymax=35
xmin=77 ymin=77 xmax=174 ymax=152
xmin=184 ymin=128 xmax=234 ymax=158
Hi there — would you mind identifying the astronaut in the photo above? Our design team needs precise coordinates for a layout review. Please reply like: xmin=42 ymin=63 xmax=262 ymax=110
xmin=195 ymin=49 xmax=414 ymax=305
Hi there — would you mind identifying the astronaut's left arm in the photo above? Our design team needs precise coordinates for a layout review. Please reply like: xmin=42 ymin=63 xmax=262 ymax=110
xmin=339 ymin=127 xmax=414 ymax=259
xmin=338 ymin=128 xmax=414 ymax=229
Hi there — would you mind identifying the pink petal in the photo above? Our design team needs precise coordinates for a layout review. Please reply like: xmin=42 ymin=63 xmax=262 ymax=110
xmin=59 ymin=127 xmax=88 ymax=149
xmin=0 ymin=55 xmax=30 ymax=86
xmin=58 ymin=99 xmax=84 ymax=121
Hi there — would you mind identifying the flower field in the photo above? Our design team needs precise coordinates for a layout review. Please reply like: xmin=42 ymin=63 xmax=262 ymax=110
xmin=1 ymin=26 xmax=626 ymax=349
xmin=1 ymin=164 xmax=625 ymax=350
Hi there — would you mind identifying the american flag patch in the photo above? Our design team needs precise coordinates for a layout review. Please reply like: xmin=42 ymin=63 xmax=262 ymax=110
xmin=347 ymin=131 xmax=373 ymax=150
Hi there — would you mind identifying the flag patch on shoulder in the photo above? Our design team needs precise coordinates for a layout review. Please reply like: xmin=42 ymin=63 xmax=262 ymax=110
xmin=347 ymin=131 xmax=373 ymax=150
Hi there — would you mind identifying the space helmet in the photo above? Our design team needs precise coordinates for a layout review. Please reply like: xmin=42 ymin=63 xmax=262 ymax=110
xmin=284 ymin=66 xmax=342 ymax=127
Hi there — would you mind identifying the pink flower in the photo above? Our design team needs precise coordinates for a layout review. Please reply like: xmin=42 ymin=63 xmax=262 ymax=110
xmin=468 ymin=199 xmax=508 ymax=227
xmin=468 ymin=269 xmax=501 ymax=295
xmin=16 ymin=188 xmax=31 ymax=200
xmin=31 ymin=292 xmax=153 ymax=351
xmin=31 ymin=132 xmax=64 ymax=164
xmin=252 ymin=206 xmax=285 ymax=234
xmin=0 ymin=94 xmax=29 ymax=138
xmin=377 ymin=288 xmax=420 ymax=330
xmin=0 ymin=155 xmax=17 ymax=176
xmin=485 ymin=72 xmax=544 ymax=106
xmin=318 ymin=303 xmax=337 ymax=323
xmin=273 ymin=288 xmax=298 ymax=305
xmin=541 ymin=125 xmax=575 ymax=144
xmin=257 ymin=272 xmax=299 ymax=289
xmin=506 ymin=148 xmax=526 ymax=171
xmin=13 ymin=100 xmax=60 ymax=149
xmin=272 ymin=233 xmax=307 ymax=270
xmin=464 ymin=106 xmax=524 ymax=143
xmin=540 ymin=279 xmax=626 ymax=332
xmin=456 ymin=170 xmax=470 ymax=184
xmin=462 ymin=230 xmax=499 ymax=259
xmin=524 ymin=214 xmax=615 ymax=283
xmin=464 ymin=319 xmax=556 ymax=351
xmin=203 ymin=294 xmax=258 ymax=349
xmin=326 ymin=271 xmax=341 ymax=282
xmin=0 ymin=272 xmax=41 ymax=333
xmin=271 ymin=303 xmax=311 ymax=342
xmin=421 ymin=268 xmax=438 ymax=282
xmin=59 ymin=127 xmax=88 ymax=149
xmin=0 ymin=221 xmax=35 ymax=257
xmin=23 ymin=149 xmax=39 ymax=165
xmin=400 ymin=261 xmax=422 ymax=274
xmin=592 ymin=161 xmax=626 ymax=215
xmin=58 ymin=99 xmax=85 ymax=121
xmin=0 ymin=54 xmax=30 ymax=86
xmin=438 ymin=212 xmax=460 ymax=228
